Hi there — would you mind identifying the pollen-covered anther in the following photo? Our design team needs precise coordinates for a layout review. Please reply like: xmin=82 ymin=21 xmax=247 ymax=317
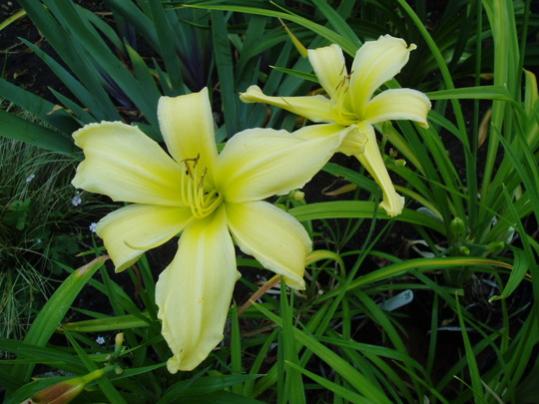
xmin=180 ymin=154 xmax=222 ymax=219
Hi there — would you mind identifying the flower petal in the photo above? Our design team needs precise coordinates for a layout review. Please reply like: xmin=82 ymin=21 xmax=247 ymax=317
xmin=348 ymin=124 xmax=405 ymax=217
xmin=217 ymin=127 xmax=343 ymax=202
xmin=155 ymin=207 xmax=238 ymax=372
xmin=72 ymin=122 xmax=183 ymax=206
xmin=226 ymin=201 xmax=310 ymax=289
xmin=96 ymin=204 xmax=192 ymax=272
xmin=308 ymin=44 xmax=348 ymax=99
xmin=157 ymin=88 xmax=218 ymax=181
xmin=293 ymin=123 xmax=352 ymax=140
xmin=364 ymin=89 xmax=431 ymax=127
xmin=240 ymin=85 xmax=337 ymax=123
xmin=349 ymin=35 xmax=416 ymax=116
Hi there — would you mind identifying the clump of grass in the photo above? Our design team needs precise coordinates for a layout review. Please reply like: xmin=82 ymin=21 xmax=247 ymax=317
xmin=0 ymin=133 xmax=94 ymax=340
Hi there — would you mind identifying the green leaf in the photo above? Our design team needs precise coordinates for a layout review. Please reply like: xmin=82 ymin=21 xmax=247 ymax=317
xmin=489 ymin=248 xmax=529 ymax=302
xmin=0 ymin=77 xmax=76 ymax=132
xmin=455 ymin=295 xmax=485 ymax=402
xmin=148 ymin=0 xmax=185 ymax=92
xmin=320 ymin=257 xmax=512 ymax=301
xmin=0 ymin=8 xmax=26 ymax=31
xmin=289 ymin=201 xmax=445 ymax=234
xmin=310 ymin=0 xmax=360 ymax=48
xmin=230 ymin=307 xmax=243 ymax=394
xmin=211 ymin=11 xmax=239 ymax=136
xmin=279 ymin=285 xmax=305 ymax=404
xmin=0 ymin=110 xmax=76 ymax=156
xmin=61 ymin=314 xmax=152 ymax=332
xmin=285 ymin=360 xmax=365 ymax=403
xmin=427 ymin=85 xmax=513 ymax=101
xmin=183 ymin=4 xmax=357 ymax=56
xmin=12 ymin=256 xmax=107 ymax=382
xmin=158 ymin=375 xmax=260 ymax=404
xmin=0 ymin=338 xmax=84 ymax=374
xmin=254 ymin=303 xmax=391 ymax=403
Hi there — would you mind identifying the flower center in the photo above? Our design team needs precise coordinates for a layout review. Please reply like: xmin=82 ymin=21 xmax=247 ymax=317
xmin=179 ymin=155 xmax=222 ymax=219
xmin=332 ymin=79 xmax=358 ymax=126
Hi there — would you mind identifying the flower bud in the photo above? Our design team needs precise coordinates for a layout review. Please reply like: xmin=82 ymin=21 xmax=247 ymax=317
xmin=31 ymin=379 xmax=84 ymax=404
xmin=31 ymin=368 xmax=106 ymax=404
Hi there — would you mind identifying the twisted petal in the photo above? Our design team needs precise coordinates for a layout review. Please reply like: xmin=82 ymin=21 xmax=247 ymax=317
xmin=226 ymin=201 xmax=310 ymax=289
xmin=96 ymin=205 xmax=192 ymax=272
xmin=155 ymin=207 xmax=238 ymax=372
xmin=364 ymin=89 xmax=431 ymax=127
xmin=350 ymin=35 xmax=416 ymax=116
xmin=349 ymin=124 xmax=405 ymax=217
xmin=218 ymin=128 xmax=343 ymax=202
xmin=72 ymin=122 xmax=182 ymax=206
xmin=308 ymin=44 xmax=348 ymax=99
xmin=240 ymin=85 xmax=337 ymax=123
xmin=158 ymin=88 xmax=218 ymax=181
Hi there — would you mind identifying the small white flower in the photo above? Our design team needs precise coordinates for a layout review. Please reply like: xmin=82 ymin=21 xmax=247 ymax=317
xmin=25 ymin=173 xmax=36 ymax=183
xmin=96 ymin=336 xmax=105 ymax=345
xmin=89 ymin=222 xmax=98 ymax=233
xmin=71 ymin=193 xmax=82 ymax=206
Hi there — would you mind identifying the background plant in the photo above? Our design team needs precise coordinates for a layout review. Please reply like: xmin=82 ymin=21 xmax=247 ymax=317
xmin=0 ymin=0 xmax=538 ymax=403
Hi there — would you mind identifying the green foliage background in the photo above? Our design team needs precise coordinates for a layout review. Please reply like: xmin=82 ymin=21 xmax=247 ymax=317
xmin=0 ymin=0 xmax=538 ymax=402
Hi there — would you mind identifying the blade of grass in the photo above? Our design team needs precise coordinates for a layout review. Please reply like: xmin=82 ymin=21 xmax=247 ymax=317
xmin=254 ymin=302 xmax=391 ymax=403
xmin=455 ymin=294 xmax=485 ymax=402
xmin=0 ymin=110 xmax=76 ymax=156
xmin=289 ymin=201 xmax=445 ymax=234
xmin=211 ymin=10 xmax=239 ymax=136
xmin=285 ymin=360 xmax=365 ymax=403
xmin=12 ymin=256 xmax=107 ymax=382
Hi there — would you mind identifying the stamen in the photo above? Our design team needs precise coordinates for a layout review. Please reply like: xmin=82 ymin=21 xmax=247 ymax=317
xmin=178 ymin=155 xmax=222 ymax=219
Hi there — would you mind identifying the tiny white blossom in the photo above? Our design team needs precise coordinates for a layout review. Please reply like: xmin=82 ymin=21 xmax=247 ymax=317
xmin=71 ymin=193 xmax=82 ymax=206
xmin=25 ymin=173 xmax=36 ymax=183
xmin=89 ymin=222 xmax=98 ymax=233
xmin=96 ymin=336 xmax=105 ymax=345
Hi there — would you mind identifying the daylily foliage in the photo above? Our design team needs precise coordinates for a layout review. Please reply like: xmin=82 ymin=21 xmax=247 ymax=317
xmin=72 ymin=88 xmax=345 ymax=372
xmin=241 ymin=35 xmax=431 ymax=216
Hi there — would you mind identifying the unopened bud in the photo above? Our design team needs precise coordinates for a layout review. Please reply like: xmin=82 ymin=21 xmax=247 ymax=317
xmin=31 ymin=368 xmax=106 ymax=404
xmin=290 ymin=190 xmax=305 ymax=202
xmin=449 ymin=217 xmax=466 ymax=243
xmin=31 ymin=380 xmax=84 ymax=403
xmin=114 ymin=332 xmax=124 ymax=352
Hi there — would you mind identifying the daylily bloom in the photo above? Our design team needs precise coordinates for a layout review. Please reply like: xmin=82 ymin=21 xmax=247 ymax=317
xmin=71 ymin=88 xmax=343 ymax=372
xmin=241 ymin=35 xmax=431 ymax=217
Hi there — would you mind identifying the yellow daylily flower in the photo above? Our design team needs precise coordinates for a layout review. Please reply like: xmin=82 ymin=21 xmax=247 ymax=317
xmin=72 ymin=88 xmax=345 ymax=373
xmin=241 ymin=35 xmax=431 ymax=217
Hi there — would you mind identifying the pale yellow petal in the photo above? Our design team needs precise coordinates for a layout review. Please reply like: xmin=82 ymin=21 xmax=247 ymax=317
xmin=240 ymin=85 xmax=337 ymax=123
xmin=293 ymin=123 xmax=352 ymax=140
xmin=364 ymin=89 xmax=431 ymax=127
xmin=348 ymin=124 xmax=405 ymax=217
xmin=72 ymin=122 xmax=183 ymax=206
xmin=96 ymin=204 xmax=192 ymax=272
xmin=350 ymin=35 xmax=416 ymax=117
xmin=217 ymin=128 xmax=343 ymax=202
xmin=155 ymin=207 xmax=238 ymax=372
xmin=308 ymin=44 xmax=347 ymax=99
xmin=226 ymin=201 xmax=310 ymax=289
xmin=157 ymin=88 xmax=218 ymax=181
